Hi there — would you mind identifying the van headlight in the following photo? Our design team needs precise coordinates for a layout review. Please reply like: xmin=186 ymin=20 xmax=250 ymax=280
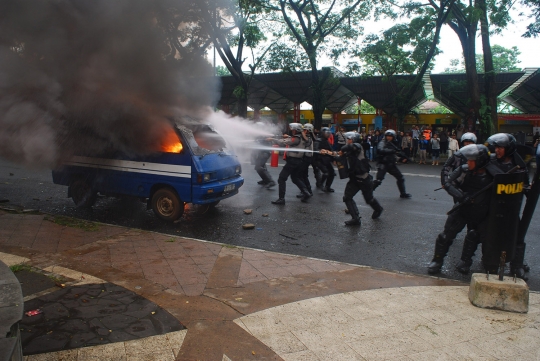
xmin=235 ymin=166 xmax=241 ymax=174
xmin=203 ymin=173 xmax=211 ymax=182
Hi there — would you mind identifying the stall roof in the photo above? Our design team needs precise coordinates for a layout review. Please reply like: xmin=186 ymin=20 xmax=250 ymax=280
xmin=340 ymin=75 xmax=426 ymax=115
xmin=430 ymin=72 xmax=525 ymax=117
xmin=218 ymin=70 xmax=537 ymax=117
xmin=500 ymin=68 xmax=540 ymax=113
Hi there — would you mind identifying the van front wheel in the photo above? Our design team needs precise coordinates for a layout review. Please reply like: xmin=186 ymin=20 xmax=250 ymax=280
xmin=71 ymin=179 xmax=97 ymax=208
xmin=151 ymin=188 xmax=184 ymax=221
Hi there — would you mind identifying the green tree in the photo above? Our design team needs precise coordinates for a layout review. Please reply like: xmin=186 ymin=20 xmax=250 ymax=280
xmin=352 ymin=0 xmax=455 ymax=130
xmin=445 ymin=45 xmax=521 ymax=73
xmin=423 ymin=0 xmax=513 ymax=137
xmin=268 ymin=0 xmax=373 ymax=129
xmin=215 ymin=65 xmax=231 ymax=76
xmin=200 ymin=0 xmax=276 ymax=118
xmin=344 ymin=101 xmax=376 ymax=114
xmin=521 ymin=0 xmax=540 ymax=37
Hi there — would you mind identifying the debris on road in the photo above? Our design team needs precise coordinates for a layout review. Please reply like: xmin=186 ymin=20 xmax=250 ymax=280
xmin=243 ymin=209 xmax=252 ymax=215
xmin=242 ymin=223 xmax=255 ymax=230
xmin=25 ymin=309 xmax=42 ymax=317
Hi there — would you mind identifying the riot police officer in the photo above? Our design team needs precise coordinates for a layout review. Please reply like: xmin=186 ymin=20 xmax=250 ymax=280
xmin=441 ymin=132 xmax=477 ymax=188
xmin=336 ymin=132 xmax=383 ymax=226
xmin=318 ymin=127 xmax=336 ymax=192
xmin=486 ymin=133 xmax=529 ymax=279
xmin=268 ymin=123 xmax=312 ymax=205
xmin=253 ymin=123 xmax=276 ymax=189
xmin=428 ymin=144 xmax=494 ymax=274
xmin=296 ymin=123 xmax=320 ymax=198
xmin=373 ymin=130 xmax=411 ymax=198
xmin=439 ymin=132 xmax=478 ymax=273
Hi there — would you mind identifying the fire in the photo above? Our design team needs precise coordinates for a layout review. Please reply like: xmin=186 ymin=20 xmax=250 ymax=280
xmin=160 ymin=127 xmax=183 ymax=153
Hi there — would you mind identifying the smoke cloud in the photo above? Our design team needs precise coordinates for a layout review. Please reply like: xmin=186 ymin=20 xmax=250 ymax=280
xmin=0 ymin=0 xmax=220 ymax=168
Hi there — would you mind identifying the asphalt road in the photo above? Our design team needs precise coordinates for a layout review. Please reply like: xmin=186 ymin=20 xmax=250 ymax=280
xmin=1 ymin=157 xmax=539 ymax=291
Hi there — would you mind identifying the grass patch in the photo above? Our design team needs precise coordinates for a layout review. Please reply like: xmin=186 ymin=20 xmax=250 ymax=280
xmin=9 ymin=263 xmax=33 ymax=273
xmin=45 ymin=215 xmax=99 ymax=232
xmin=222 ymin=244 xmax=237 ymax=249
xmin=165 ymin=238 xmax=176 ymax=243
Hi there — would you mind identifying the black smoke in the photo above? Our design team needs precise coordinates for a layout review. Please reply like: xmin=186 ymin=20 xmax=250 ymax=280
xmin=0 ymin=0 xmax=220 ymax=167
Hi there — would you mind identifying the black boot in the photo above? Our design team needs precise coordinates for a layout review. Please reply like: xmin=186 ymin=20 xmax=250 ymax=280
xmin=344 ymin=199 xmax=361 ymax=226
xmin=397 ymin=180 xmax=411 ymax=198
xmin=319 ymin=174 xmax=327 ymax=189
xmin=368 ymin=198 xmax=383 ymax=219
xmin=272 ymin=198 xmax=285 ymax=205
xmin=455 ymin=230 xmax=479 ymax=274
xmin=372 ymin=179 xmax=382 ymax=190
xmin=511 ymin=243 xmax=528 ymax=281
xmin=428 ymin=234 xmax=453 ymax=274
xmin=300 ymin=189 xmax=310 ymax=203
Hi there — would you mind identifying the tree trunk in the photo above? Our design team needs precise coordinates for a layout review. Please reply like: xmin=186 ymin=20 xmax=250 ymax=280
xmin=309 ymin=53 xmax=325 ymax=130
xmin=237 ymin=95 xmax=248 ymax=118
xmin=478 ymin=0 xmax=497 ymax=137
xmin=453 ymin=21 xmax=480 ymax=133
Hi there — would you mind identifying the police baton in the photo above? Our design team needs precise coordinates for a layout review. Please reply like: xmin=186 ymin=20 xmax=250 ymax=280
xmin=447 ymin=165 xmax=520 ymax=215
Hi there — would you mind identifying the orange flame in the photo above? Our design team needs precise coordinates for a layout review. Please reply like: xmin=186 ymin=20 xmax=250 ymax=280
xmin=160 ymin=127 xmax=183 ymax=153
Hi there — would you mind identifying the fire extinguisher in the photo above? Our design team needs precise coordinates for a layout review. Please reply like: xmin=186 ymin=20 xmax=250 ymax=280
xmin=271 ymin=145 xmax=279 ymax=167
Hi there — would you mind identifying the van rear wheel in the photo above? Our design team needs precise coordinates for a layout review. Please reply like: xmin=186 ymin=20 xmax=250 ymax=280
xmin=151 ymin=188 xmax=184 ymax=221
xmin=71 ymin=179 xmax=97 ymax=208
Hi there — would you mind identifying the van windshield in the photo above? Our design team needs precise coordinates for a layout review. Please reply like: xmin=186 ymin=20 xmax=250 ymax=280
xmin=177 ymin=124 xmax=230 ymax=156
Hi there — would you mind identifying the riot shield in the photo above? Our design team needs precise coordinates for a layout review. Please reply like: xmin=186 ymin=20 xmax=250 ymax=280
xmin=483 ymin=172 xmax=526 ymax=269
xmin=335 ymin=156 xmax=349 ymax=179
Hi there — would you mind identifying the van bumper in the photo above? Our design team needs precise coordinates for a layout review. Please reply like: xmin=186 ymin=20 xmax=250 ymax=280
xmin=192 ymin=176 xmax=244 ymax=204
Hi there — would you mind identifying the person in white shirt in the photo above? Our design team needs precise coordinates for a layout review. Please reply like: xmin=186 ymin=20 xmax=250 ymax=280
xmin=447 ymin=134 xmax=459 ymax=157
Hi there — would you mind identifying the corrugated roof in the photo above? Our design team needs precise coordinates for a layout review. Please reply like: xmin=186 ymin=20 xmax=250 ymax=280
xmin=430 ymin=72 xmax=525 ymax=117
xmin=340 ymin=75 xmax=426 ymax=115
xmin=501 ymin=69 xmax=540 ymax=113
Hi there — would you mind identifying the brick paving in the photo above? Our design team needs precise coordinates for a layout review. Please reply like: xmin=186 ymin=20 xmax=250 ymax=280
xmin=4 ymin=209 xmax=534 ymax=361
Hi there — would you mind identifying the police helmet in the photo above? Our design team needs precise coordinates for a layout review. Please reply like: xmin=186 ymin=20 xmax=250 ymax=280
xmin=486 ymin=133 xmax=517 ymax=156
xmin=303 ymin=123 xmax=314 ymax=132
xmin=321 ymin=127 xmax=331 ymax=138
xmin=384 ymin=129 xmax=397 ymax=138
xmin=459 ymin=144 xmax=491 ymax=169
xmin=460 ymin=132 xmax=477 ymax=144
xmin=344 ymin=131 xmax=361 ymax=143
xmin=289 ymin=123 xmax=303 ymax=132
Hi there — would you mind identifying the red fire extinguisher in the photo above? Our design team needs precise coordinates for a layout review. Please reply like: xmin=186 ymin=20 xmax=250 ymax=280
xmin=271 ymin=145 xmax=279 ymax=167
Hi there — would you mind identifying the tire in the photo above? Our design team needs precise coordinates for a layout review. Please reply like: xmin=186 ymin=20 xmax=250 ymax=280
xmin=151 ymin=188 xmax=184 ymax=221
xmin=71 ymin=179 xmax=97 ymax=208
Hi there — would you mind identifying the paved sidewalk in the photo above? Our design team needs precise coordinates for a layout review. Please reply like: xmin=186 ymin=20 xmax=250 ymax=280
xmin=1 ymin=210 xmax=539 ymax=360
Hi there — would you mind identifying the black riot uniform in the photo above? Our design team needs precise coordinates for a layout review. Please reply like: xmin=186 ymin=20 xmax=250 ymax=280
xmin=439 ymin=132 xmax=478 ymax=273
xmin=338 ymin=132 xmax=383 ymax=226
xmin=486 ymin=133 xmax=530 ymax=279
xmin=254 ymin=135 xmax=276 ymax=189
xmin=296 ymin=124 xmax=318 ymax=197
xmin=271 ymin=123 xmax=311 ymax=205
xmin=373 ymin=130 xmax=411 ymax=198
xmin=441 ymin=132 xmax=477 ymax=190
xmin=318 ymin=127 xmax=336 ymax=192
xmin=428 ymin=144 xmax=495 ymax=274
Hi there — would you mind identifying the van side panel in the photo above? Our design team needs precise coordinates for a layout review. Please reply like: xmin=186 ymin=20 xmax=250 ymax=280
xmin=53 ymin=153 xmax=193 ymax=202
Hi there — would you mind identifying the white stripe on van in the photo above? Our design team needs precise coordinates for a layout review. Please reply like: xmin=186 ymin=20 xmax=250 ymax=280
xmin=64 ymin=156 xmax=192 ymax=179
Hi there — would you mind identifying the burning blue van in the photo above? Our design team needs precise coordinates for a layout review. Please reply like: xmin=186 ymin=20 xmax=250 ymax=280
xmin=52 ymin=123 xmax=244 ymax=221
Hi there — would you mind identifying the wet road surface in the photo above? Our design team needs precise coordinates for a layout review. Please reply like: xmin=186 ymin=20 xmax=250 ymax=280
xmin=1 ymin=158 xmax=539 ymax=290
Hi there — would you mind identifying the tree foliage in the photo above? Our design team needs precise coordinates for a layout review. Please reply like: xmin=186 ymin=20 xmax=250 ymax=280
xmin=444 ymin=45 xmax=522 ymax=73
xmin=199 ymin=0 xmax=277 ymax=117
xmin=349 ymin=0 xmax=455 ymax=129
xmin=266 ymin=0 xmax=375 ymax=128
